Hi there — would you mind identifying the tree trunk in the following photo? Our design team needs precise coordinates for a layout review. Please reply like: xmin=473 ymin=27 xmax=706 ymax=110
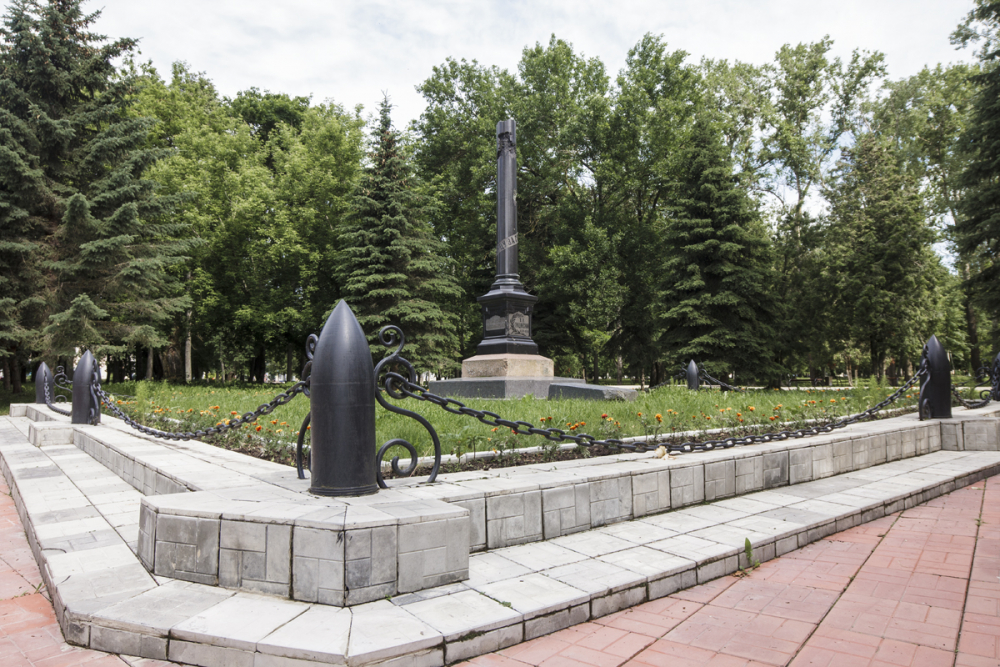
xmin=616 ymin=355 xmax=623 ymax=383
xmin=2 ymin=358 xmax=11 ymax=392
xmin=185 ymin=271 xmax=193 ymax=383
xmin=11 ymin=355 xmax=22 ymax=394
xmin=593 ymin=352 xmax=599 ymax=386
xmin=286 ymin=343 xmax=294 ymax=382
xmin=146 ymin=348 xmax=154 ymax=381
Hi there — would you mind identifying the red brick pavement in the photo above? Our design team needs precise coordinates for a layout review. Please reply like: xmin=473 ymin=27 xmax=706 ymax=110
xmin=0 ymin=476 xmax=172 ymax=667
xmin=461 ymin=474 xmax=1000 ymax=667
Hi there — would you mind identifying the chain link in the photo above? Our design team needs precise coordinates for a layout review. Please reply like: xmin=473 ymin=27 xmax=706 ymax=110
xmin=698 ymin=367 xmax=744 ymax=393
xmin=951 ymin=386 xmax=991 ymax=410
xmin=43 ymin=380 xmax=71 ymax=417
xmin=382 ymin=367 xmax=927 ymax=455
xmin=94 ymin=380 xmax=308 ymax=441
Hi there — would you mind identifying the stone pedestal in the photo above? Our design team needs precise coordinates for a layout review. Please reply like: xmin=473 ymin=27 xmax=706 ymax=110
xmin=430 ymin=353 xmax=580 ymax=399
xmin=463 ymin=354 xmax=553 ymax=378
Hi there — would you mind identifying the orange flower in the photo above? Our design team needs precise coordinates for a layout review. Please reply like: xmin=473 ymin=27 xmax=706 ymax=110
xmin=255 ymin=425 xmax=262 ymax=431
xmin=601 ymin=413 xmax=608 ymax=419
xmin=637 ymin=412 xmax=643 ymax=417
xmin=231 ymin=411 xmax=238 ymax=416
xmin=830 ymin=399 xmax=836 ymax=403
xmin=748 ymin=406 xmax=755 ymax=412
xmin=271 ymin=419 xmax=278 ymax=425
xmin=655 ymin=413 xmax=662 ymax=422
xmin=769 ymin=416 xmax=776 ymax=421
xmin=736 ymin=412 xmax=742 ymax=417
xmin=580 ymin=421 xmax=586 ymax=426
xmin=212 ymin=405 xmax=220 ymax=410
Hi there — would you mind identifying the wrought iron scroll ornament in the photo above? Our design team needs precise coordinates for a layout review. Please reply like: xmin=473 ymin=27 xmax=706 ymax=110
xmin=953 ymin=351 xmax=1000 ymax=409
xmin=373 ymin=326 xmax=442 ymax=488
xmin=43 ymin=368 xmax=71 ymax=416
xmin=294 ymin=333 xmax=317 ymax=479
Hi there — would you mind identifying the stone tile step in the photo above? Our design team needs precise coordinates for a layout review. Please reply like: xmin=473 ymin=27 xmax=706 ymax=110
xmin=3 ymin=411 xmax=999 ymax=667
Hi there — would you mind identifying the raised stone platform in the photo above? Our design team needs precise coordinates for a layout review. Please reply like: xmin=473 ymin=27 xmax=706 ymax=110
xmin=427 ymin=375 xmax=583 ymax=399
xmin=547 ymin=382 xmax=639 ymax=401
xmin=3 ymin=402 xmax=1000 ymax=665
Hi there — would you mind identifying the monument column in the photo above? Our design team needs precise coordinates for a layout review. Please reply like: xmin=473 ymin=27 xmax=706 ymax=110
xmin=429 ymin=119 xmax=580 ymax=398
xmin=474 ymin=120 xmax=540 ymax=356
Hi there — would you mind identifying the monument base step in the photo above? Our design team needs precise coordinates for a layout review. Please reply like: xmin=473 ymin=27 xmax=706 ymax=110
xmin=428 ymin=375 xmax=583 ymax=399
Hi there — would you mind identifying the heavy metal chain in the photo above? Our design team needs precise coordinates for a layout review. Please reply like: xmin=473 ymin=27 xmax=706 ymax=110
xmin=43 ymin=380 xmax=71 ymax=417
xmin=94 ymin=380 xmax=308 ymax=441
xmin=951 ymin=386 xmax=991 ymax=410
xmin=382 ymin=367 xmax=927 ymax=455
xmin=698 ymin=367 xmax=744 ymax=393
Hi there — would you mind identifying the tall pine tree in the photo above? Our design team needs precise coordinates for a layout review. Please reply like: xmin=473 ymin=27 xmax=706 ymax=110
xmin=0 ymin=0 xmax=196 ymax=363
xmin=826 ymin=133 xmax=934 ymax=378
xmin=338 ymin=99 xmax=460 ymax=375
xmin=957 ymin=1 xmax=1000 ymax=319
xmin=658 ymin=115 xmax=779 ymax=383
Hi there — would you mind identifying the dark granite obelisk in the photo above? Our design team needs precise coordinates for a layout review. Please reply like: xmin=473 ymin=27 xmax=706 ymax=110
xmin=475 ymin=119 xmax=539 ymax=356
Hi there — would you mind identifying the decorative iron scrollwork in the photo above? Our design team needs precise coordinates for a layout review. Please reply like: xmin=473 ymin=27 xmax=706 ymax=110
xmin=373 ymin=325 xmax=441 ymax=488
xmin=295 ymin=333 xmax=318 ymax=479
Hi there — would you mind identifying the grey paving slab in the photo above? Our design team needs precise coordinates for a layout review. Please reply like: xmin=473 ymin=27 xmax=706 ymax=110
xmin=171 ymin=593 xmax=307 ymax=651
xmin=475 ymin=572 xmax=590 ymax=619
xmin=466 ymin=552 xmax=533 ymax=588
xmin=97 ymin=581 xmax=235 ymax=635
xmin=493 ymin=541 xmax=588 ymax=571
xmin=401 ymin=589 xmax=521 ymax=640
xmin=596 ymin=545 xmax=696 ymax=580
xmin=256 ymin=605 xmax=352 ymax=663
xmin=593 ymin=519 xmax=679 ymax=545
xmin=347 ymin=599 xmax=442 ymax=664
xmin=648 ymin=533 xmax=741 ymax=561
xmin=543 ymin=558 xmax=645 ymax=595
xmin=548 ymin=530 xmax=634 ymax=557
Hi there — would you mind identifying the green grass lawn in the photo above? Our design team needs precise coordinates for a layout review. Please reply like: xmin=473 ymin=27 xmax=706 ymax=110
xmin=54 ymin=378 xmax=928 ymax=462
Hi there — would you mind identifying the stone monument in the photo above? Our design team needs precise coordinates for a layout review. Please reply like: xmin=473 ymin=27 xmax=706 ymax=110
xmin=429 ymin=120 xmax=583 ymax=398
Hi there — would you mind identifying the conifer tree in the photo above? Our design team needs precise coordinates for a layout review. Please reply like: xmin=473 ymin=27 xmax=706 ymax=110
xmin=658 ymin=115 xmax=779 ymax=382
xmin=338 ymin=98 xmax=460 ymax=374
xmin=0 ymin=0 xmax=195 ymax=361
xmin=826 ymin=133 xmax=934 ymax=378
xmin=957 ymin=0 xmax=1000 ymax=318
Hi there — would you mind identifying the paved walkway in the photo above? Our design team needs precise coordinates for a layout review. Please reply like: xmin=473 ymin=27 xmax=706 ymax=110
xmin=0 ymin=475 xmax=172 ymax=667
xmin=0 ymin=469 xmax=996 ymax=667
xmin=463 ymin=474 xmax=1000 ymax=667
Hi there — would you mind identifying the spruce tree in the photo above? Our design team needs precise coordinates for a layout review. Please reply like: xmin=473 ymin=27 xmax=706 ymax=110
xmin=339 ymin=99 xmax=460 ymax=375
xmin=0 ymin=0 xmax=195 ymax=361
xmin=658 ymin=115 xmax=779 ymax=382
xmin=826 ymin=133 xmax=934 ymax=378
xmin=957 ymin=1 xmax=1000 ymax=317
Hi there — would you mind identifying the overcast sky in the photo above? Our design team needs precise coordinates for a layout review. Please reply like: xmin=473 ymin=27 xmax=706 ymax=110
xmin=43 ymin=0 xmax=977 ymax=127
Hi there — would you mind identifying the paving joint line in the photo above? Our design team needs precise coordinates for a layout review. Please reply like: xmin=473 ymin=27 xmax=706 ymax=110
xmin=779 ymin=508 xmax=904 ymax=666
xmin=951 ymin=479 xmax=987 ymax=667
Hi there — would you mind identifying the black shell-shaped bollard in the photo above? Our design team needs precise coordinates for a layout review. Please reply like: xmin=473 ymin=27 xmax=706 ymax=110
xmin=686 ymin=360 xmax=700 ymax=391
xmin=35 ymin=362 xmax=52 ymax=405
xmin=918 ymin=335 xmax=951 ymax=420
xmin=71 ymin=351 xmax=100 ymax=425
xmin=309 ymin=300 xmax=378 ymax=496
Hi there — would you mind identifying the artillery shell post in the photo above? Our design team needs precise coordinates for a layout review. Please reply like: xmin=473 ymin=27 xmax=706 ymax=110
xmin=918 ymin=335 xmax=951 ymax=420
xmin=686 ymin=360 xmax=700 ymax=391
xmin=71 ymin=351 xmax=100 ymax=425
xmin=308 ymin=300 xmax=378 ymax=496
xmin=34 ymin=362 xmax=52 ymax=405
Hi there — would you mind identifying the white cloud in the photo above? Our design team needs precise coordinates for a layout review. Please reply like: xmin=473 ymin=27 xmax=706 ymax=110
xmin=35 ymin=0 xmax=977 ymax=125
